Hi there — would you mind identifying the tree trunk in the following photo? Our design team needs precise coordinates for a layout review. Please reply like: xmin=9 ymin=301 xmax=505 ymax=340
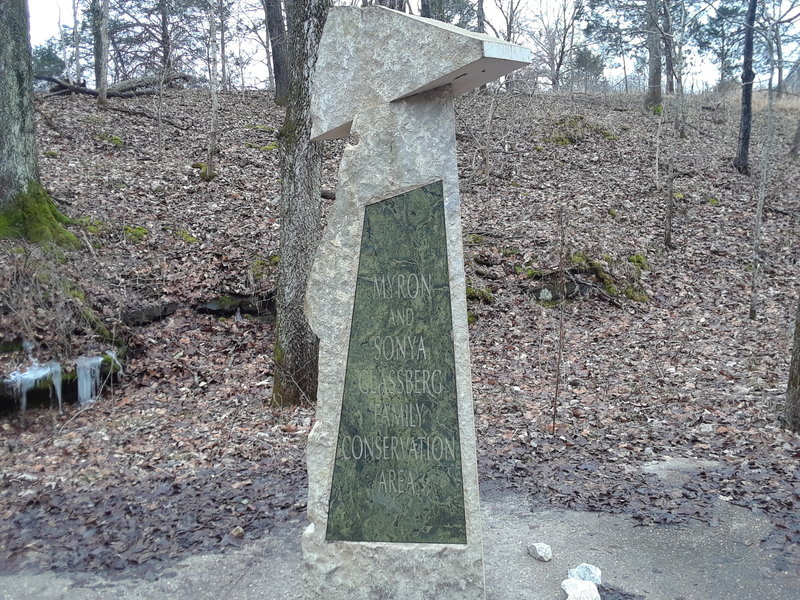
xmin=774 ymin=25 xmax=784 ymax=97
xmin=791 ymin=120 xmax=800 ymax=159
xmin=158 ymin=0 xmax=172 ymax=73
xmin=264 ymin=0 xmax=289 ymax=104
xmin=376 ymin=0 xmax=404 ymax=10
xmin=219 ymin=0 xmax=227 ymax=92
xmin=0 ymin=0 xmax=38 ymax=207
xmin=644 ymin=0 xmax=662 ymax=111
xmin=664 ymin=157 xmax=674 ymax=248
xmin=786 ymin=296 xmax=800 ymax=433
xmin=273 ymin=0 xmax=330 ymax=406
xmin=421 ymin=0 xmax=431 ymax=18
xmin=0 ymin=0 xmax=78 ymax=247
xmin=662 ymin=0 xmax=675 ymax=94
xmin=72 ymin=0 xmax=82 ymax=83
xmin=206 ymin=4 xmax=219 ymax=181
xmin=733 ymin=0 xmax=757 ymax=175
xmin=97 ymin=0 xmax=109 ymax=105
xmin=90 ymin=0 xmax=101 ymax=85
xmin=477 ymin=0 xmax=485 ymax=33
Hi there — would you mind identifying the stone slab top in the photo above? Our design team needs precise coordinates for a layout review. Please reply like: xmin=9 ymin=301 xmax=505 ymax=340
xmin=311 ymin=6 xmax=531 ymax=141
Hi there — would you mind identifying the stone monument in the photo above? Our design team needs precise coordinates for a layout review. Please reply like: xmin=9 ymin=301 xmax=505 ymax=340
xmin=303 ymin=6 xmax=530 ymax=599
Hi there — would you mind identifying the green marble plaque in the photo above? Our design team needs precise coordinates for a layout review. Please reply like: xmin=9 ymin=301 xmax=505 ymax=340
xmin=326 ymin=181 xmax=466 ymax=544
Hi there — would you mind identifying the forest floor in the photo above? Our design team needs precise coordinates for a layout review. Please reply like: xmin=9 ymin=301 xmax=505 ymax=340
xmin=0 ymin=88 xmax=798 ymax=578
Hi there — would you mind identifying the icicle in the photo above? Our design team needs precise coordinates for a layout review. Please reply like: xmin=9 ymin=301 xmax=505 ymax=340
xmin=4 ymin=360 xmax=63 ymax=412
xmin=76 ymin=356 xmax=104 ymax=406
xmin=49 ymin=361 xmax=63 ymax=413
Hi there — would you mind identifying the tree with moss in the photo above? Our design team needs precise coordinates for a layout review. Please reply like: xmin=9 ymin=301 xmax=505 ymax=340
xmin=0 ymin=0 xmax=78 ymax=247
xmin=786 ymin=296 xmax=800 ymax=433
xmin=273 ymin=0 xmax=331 ymax=406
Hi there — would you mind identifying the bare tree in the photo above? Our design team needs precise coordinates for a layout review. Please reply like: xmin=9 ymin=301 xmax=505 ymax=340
xmin=491 ymin=0 xmax=526 ymax=42
xmin=273 ymin=0 xmax=331 ymax=405
xmin=216 ymin=0 xmax=232 ymax=92
xmin=786 ymin=296 xmax=800 ymax=433
xmin=733 ymin=0 xmax=758 ymax=175
xmin=72 ymin=0 xmax=83 ymax=82
xmin=375 ymin=0 xmax=405 ymax=9
xmin=661 ymin=0 xmax=674 ymax=93
xmin=477 ymin=0 xmax=486 ymax=32
xmin=644 ymin=0 xmax=662 ymax=111
xmin=421 ymin=0 xmax=432 ymax=17
xmin=760 ymin=0 xmax=800 ymax=96
xmin=205 ymin=2 xmax=220 ymax=181
xmin=97 ymin=0 xmax=110 ymax=104
xmin=529 ymin=0 xmax=580 ymax=91
xmin=263 ymin=0 xmax=290 ymax=103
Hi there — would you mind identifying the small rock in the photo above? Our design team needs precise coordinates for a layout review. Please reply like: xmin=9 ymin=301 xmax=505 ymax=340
xmin=230 ymin=526 xmax=245 ymax=538
xmin=527 ymin=542 xmax=552 ymax=562
xmin=568 ymin=563 xmax=602 ymax=585
xmin=698 ymin=423 xmax=714 ymax=433
xmin=561 ymin=578 xmax=600 ymax=600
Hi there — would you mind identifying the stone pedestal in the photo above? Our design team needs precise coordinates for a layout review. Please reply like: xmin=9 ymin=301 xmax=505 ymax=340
xmin=302 ymin=7 xmax=529 ymax=599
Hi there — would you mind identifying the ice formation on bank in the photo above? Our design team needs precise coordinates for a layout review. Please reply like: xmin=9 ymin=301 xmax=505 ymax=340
xmin=4 ymin=361 xmax=63 ymax=412
xmin=4 ymin=350 xmax=122 ymax=411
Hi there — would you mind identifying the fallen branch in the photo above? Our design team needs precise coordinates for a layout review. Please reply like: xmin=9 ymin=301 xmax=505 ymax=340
xmin=35 ymin=73 xmax=191 ymax=99
xmin=108 ymin=73 xmax=190 ymax=93
xmin=99 ymin=104 xmax=192 ymax=130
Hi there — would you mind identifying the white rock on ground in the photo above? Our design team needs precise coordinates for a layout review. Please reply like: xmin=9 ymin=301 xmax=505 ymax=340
xmin=561 ymin=578 xmax=601 ymax=600
xmin=527 ymin=542 xmax=552 ymax=562
xmin=568 ymin=563 xmax=602 ymax=585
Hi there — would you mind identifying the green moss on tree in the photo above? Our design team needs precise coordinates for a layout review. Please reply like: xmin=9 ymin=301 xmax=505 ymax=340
xmin=0 ymin=182 xmax=79 ymax=248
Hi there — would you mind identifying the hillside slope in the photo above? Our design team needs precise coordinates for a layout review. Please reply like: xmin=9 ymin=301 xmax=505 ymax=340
xmin=0 ymin=89 xmax=798 ymax=573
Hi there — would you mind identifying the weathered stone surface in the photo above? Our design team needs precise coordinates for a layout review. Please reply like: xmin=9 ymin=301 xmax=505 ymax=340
xmin=311 ymin=6 xmax=530 ymax=141
xmin=527 ymin=542 xmax=552 ymax=562
xmin=568 ymin=563 xmax=602 ymax=585
xmin=304 ymin=87 xmax=484 ymax=600
xmin=561 ymin=578 xmax=601 ymax=600
xmin=304 ymin=6 xmax=529 ymax=599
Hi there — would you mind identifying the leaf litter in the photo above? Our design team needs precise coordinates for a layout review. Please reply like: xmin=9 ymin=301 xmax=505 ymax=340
xmin=0 ymin=89 xmax=798 ymax=576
